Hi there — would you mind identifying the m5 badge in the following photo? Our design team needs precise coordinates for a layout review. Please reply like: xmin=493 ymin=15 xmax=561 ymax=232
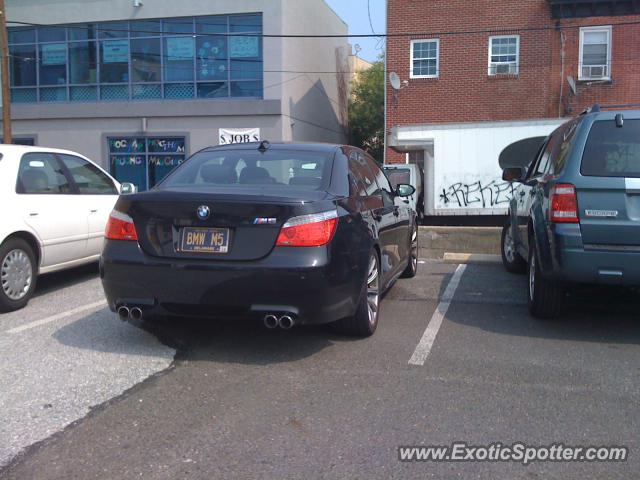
xmin=254 ymin=217 xmax=277 ymax=225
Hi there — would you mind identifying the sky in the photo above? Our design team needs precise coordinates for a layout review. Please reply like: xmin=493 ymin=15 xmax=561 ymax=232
xmin=324 ymin=0 xmax=386 ymax=63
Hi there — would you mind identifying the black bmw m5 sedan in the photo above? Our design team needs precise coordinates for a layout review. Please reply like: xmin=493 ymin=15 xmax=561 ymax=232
xmin=100 ymin=142 xmax=418 ymax=337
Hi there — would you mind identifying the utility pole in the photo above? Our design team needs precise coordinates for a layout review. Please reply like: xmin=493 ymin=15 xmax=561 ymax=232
xmin=0 ymin=0 xmax=11 ymax=144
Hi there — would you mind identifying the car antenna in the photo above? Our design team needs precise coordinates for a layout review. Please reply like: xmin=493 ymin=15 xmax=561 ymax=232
xmin=258 ymin=140 xmax=270 ymax=152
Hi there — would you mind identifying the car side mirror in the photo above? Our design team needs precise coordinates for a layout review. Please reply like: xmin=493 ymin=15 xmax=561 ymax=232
xmin=396 ymin=183 xmax=416 ymax=197
xmin=120 ymin=182 xmax=137 ymax=195
xmin=502 ymin=167 xmax=525 ymax=183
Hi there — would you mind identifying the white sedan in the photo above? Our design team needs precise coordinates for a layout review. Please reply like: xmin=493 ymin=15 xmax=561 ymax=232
xmin=0 ymin=145 xmax=134 ymax=312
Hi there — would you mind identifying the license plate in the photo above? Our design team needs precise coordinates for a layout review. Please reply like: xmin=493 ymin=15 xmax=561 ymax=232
xmin=180 ymin=227 xmax=230 ymax=253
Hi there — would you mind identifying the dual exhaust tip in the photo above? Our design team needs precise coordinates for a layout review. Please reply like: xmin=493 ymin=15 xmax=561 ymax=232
xmin=119 ymin=306 xmax=293 ymax=329
xmin=117 ymin=306 xmax=143 ymax=322
xmin=264 ymin=314 xmax=295 ymax=330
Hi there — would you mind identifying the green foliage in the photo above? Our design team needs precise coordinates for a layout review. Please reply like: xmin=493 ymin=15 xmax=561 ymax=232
xmin=349 ymin=60 xmax=384 ymax=163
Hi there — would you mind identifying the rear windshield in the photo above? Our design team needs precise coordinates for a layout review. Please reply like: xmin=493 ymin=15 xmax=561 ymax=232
xmin=383 ymin=168 xmax=411 ymax=189
xmin=158 ymin=148 xmax=333 ymax=190
xmin=581 ymin=119 xmax=640 ymax=177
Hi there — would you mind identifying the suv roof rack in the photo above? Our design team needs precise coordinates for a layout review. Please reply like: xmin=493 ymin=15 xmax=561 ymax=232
xmin=580 ymin=103 xmax=600 ymax=116
xmin=598 ymin=103 xmax=640 ymax=110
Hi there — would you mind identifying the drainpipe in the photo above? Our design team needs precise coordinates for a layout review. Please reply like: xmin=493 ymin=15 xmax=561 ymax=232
xmin=558 ymin=29 xmax=566 ymax=118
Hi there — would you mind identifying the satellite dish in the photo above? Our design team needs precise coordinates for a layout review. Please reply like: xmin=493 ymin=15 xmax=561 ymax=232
xmin=389 ymin=72 xmax=402 ymax=90
xmin=567 ymin=75 xmax=577 ymax=95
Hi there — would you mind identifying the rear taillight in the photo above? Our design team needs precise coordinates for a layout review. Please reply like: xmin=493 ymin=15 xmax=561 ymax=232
xmin=105 ymin=210 xmax=138 ymax=241
xmin=276 ymin=210 xmax=338 ymax=247
xmin=550 ymin=183 xmax=579 ymax=223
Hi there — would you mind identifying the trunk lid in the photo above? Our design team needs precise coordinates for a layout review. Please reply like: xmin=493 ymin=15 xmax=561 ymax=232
xmin=577 ymin=117 xmax=640 ymax=247
xmin=577 ymin=178 xmax=640 ymax=246
xmin=123 ymin=187 xmax=333 ymax=260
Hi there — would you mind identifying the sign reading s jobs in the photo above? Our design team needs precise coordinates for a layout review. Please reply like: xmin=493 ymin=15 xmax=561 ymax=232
xmin=219 ymin=128 xmax=261 ymax=145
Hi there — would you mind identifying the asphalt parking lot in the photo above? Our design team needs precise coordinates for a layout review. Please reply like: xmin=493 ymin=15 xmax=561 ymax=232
xmin=1 ymin=260 xmax=639 ymax=479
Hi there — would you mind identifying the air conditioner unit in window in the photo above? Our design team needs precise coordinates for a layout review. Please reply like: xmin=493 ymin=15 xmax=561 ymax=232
xmin=582 ymin=65 xmax=608 ymax=79
xmin=493 ymin=64 xmax=517 ymax=75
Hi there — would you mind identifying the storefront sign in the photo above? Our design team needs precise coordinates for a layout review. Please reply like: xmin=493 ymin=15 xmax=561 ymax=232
xmin=167 ymin=37 xmax=195 ymax=61
xmin=103 ymin=40 xmax=129 ymax=63
xmin=230 ymin=36 xmax=259 ymax=58
xmin=42 ymin=43 xmax=67 ymax=66
xmin=219 ymin=128 xmax=260 ymax=145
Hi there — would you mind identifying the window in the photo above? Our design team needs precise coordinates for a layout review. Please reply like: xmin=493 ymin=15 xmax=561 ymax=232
xmin=579 ymin=26 xmax=611 ymax=80
xmin=488 ymin=36 xmax=519 ymax=75
xmin=159 ymin=149 xmax=331 ymax=190
xmin=581 ymin=120 xmax=640 ymax=177
xmin=8 ymin=14 xmax=263 ymax=103
xmin=410 ymin=39 xmax=439 ymax=78
xmin=384 ymin=168 xmax=411 ymax=189
xmin=367 ymin=157 xmax=395 ymax=206
xmin=58 ymin=154 xmax=117 ymax=195
xmin=16 ymin=153 xmax=72 ymax=194
xmin=108 ymin=136 xmax=187 ymax=191
xmin=349 ymin=151 xmax=378 ymax=196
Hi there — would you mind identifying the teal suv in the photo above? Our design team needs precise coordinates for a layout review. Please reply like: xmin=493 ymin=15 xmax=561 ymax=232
xmin=501 ymin=105 xmax=640 ymax=318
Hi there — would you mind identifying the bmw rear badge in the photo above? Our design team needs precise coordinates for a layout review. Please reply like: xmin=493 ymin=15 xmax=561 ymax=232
xmin=197 ymin=205 xmax=211 ymax=220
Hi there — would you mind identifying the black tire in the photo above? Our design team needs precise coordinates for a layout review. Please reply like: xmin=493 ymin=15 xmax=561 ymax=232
xmin=501 ymin=219 xmax=526 ymax=274
xmin=332 ymin=250 xmax=380 ymax=337
xmin=0 ymin=238 xmax=38 ymax=313
xmin=401 ymin=226 xmax=418 ymax=278
xmin=527 ymin=243 xmax=563 ymax=319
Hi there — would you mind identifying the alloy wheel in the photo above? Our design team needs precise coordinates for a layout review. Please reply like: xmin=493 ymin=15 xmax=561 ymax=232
xmin=410 ymin=229 xmax=418 ymax=271
xmin=1 ymin=249 xmax=33 ymax=301
xmin=367 ymin=254 xmax=380 ymax=326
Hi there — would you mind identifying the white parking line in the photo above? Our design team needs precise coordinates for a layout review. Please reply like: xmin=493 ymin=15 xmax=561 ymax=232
xmin=5 ymin=300 xmax=108 ymax=334
xmin=408 ymin=264 xmax=467 ymax=366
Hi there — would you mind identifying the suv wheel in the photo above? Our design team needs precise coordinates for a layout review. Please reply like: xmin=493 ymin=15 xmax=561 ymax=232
xmin=527 ymin=244 xmax=563 ymax=319
xmin=501 ymin=219 xmax=526 ymax=274
xmin=0 ymin=238 xmax=38 ymax=312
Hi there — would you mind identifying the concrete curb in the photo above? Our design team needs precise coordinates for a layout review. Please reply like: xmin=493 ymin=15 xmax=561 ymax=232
xmin=418 ymin=226 xmax=501 ymax=259
xmin=443 ymin=253 xmax=502 ymax=264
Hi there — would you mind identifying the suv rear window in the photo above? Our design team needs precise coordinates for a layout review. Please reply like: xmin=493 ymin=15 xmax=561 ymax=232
xmin=158 ymin=149 xmax=333 ymax=190
xmin=581 ymin=119 xmax=640 ymax=177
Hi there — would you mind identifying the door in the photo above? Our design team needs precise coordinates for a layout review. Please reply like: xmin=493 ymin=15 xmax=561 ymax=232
xmin=16 ymin=152 xmax=89 ymax=267
xmin=363 ymin=155 xmax=403 ymax=278
xmin=57 ymin=154 xmax=120 ymax=256
xmin=577 ymin=118 xmax=640 ymax=246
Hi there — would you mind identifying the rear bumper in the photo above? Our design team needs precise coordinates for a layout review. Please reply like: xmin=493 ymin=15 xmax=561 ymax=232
xmin=100 ymin=240 xmax=363 ymax=324
xmin=552 ymin=224 xmax=640 ymax=286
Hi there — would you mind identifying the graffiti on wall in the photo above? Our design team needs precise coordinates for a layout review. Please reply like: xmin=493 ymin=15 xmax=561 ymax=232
xmin=438 ymin=178 xmax=516 ymax=209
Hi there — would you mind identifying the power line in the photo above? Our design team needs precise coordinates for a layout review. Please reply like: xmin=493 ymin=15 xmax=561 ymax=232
xmin=7 ymin=18 xmax=640 ymax=39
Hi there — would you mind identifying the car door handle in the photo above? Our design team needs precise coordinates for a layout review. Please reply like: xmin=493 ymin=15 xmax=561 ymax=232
xmin=29 ymin=212 xmax=39 ymax=217
xmin=519 ymin=191 xmax=526 ymax=197
xmin=90 ymin=209 xmax=98 ymax=213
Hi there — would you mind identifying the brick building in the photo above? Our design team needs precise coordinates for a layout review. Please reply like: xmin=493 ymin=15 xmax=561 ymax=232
xmin=385 ymin=0 xmax=640 ymax=217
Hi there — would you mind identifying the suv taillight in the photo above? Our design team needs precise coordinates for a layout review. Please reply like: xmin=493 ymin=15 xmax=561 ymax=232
xmin=276 ymin=210 xmax=338 ymax=247
xmin=105 ymin=210 xmax=138 ymax=241
xmin=550 ymin=184 xmax=579 ymax=223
